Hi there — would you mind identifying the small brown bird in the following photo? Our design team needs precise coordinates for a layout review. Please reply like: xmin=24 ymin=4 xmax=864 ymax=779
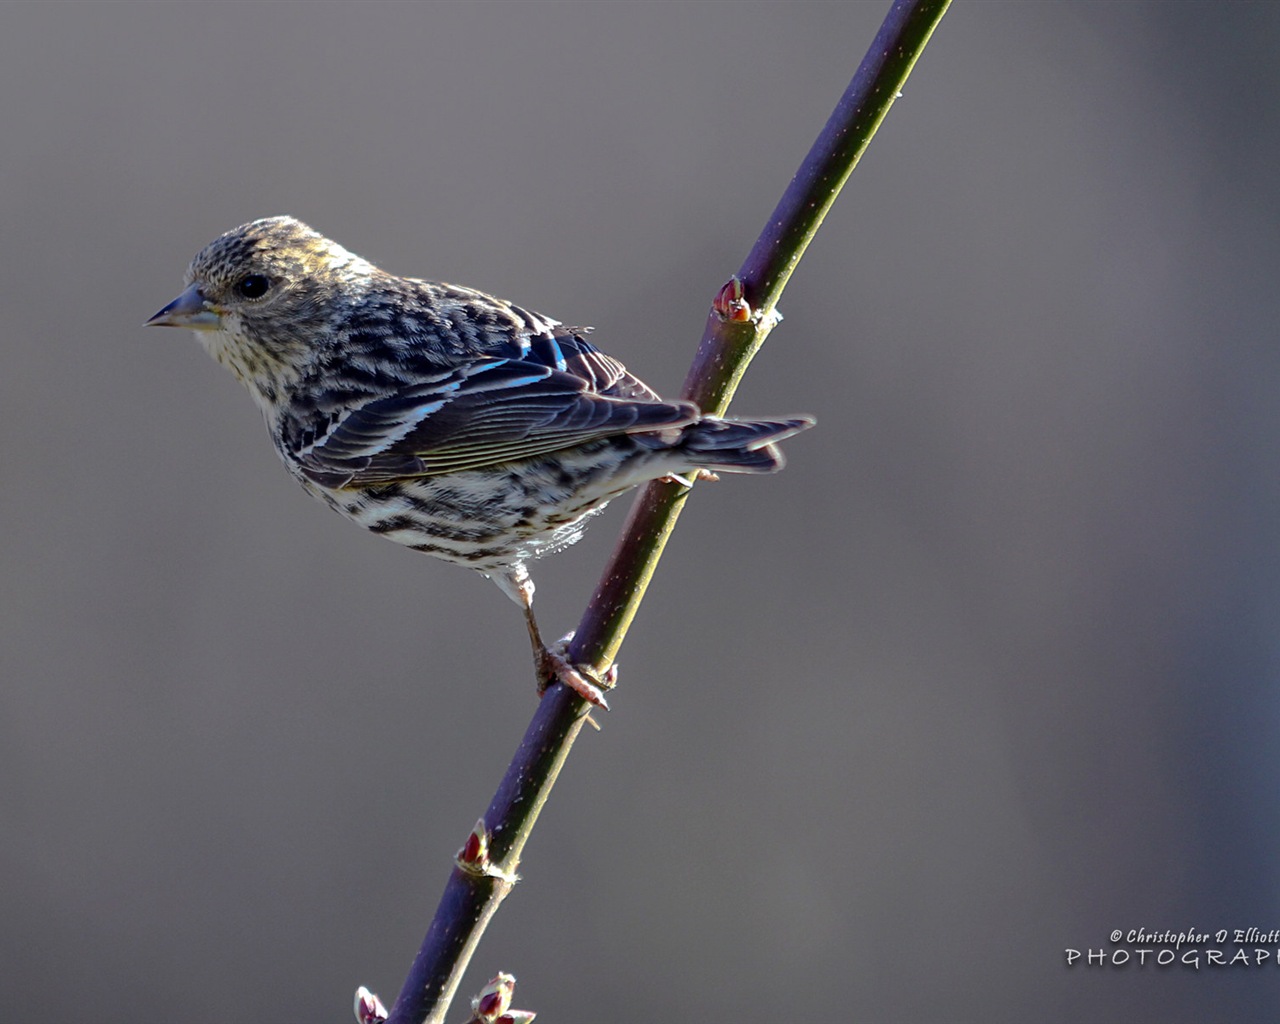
xmin=148 ymin=217 xmax=812 ymax=704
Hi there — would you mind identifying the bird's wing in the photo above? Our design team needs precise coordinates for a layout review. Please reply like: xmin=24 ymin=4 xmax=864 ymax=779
xmin=512 ymin=329 xmax=664 ymax=403
xmin=293 ymin=357 xmax=697 ymax=488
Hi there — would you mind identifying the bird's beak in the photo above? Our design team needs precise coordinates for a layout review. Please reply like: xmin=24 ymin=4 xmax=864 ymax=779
xmin=145 ymin=283 xmax=222 ymax=331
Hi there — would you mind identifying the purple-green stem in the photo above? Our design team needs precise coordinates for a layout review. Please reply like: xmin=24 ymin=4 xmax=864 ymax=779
xmin=384 ymin=3 xmax=950 ymax=1021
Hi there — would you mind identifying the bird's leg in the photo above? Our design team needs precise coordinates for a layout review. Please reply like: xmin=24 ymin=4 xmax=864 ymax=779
xmin=489 ymin=567 xmax=613 ymax=709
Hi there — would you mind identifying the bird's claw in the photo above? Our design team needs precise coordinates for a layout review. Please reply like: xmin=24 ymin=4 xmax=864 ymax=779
xmin=539 ymin=634 xmax=617 ymax=709
xmin=659 ymin=468 xmax=720 ymax=487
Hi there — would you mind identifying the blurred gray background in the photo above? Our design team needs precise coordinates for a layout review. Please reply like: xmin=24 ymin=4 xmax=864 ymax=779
xmin=3 ymin=2 xmax=1277 ymax=1021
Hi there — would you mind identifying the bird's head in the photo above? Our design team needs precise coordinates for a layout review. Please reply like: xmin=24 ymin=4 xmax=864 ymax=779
xmin=147 ymin=216 xmax=376 ymax=407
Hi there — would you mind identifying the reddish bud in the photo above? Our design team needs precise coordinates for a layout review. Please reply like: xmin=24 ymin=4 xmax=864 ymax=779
xmin=459 ymin=819 xmax=489 ymax=869
xmin=473 ymin=973 xmax=516 ymax=1021
xmin=713 ymin=277 xmax=752 ymax=322
xmin=354 ymin=986 xmax=388 ymax=1024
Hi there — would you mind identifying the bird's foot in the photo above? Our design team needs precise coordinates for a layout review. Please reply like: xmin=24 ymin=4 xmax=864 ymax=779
xmin=538 ymin=633 xmax=617 ymax=710
xmin=659 ymin=468 xmax=720 ymax=487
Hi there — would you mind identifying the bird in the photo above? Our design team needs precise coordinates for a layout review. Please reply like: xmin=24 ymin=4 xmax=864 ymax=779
xmin=147 ymin=216 xmax=813 ymax=706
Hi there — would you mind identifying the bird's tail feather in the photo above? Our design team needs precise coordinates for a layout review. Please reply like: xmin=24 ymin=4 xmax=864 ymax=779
xmin=673 ymin=415 xmax=815 ymax=474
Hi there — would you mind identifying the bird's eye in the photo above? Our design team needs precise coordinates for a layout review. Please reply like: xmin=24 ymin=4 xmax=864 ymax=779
xmin=235 ymin=274 xmax=271 ymax=299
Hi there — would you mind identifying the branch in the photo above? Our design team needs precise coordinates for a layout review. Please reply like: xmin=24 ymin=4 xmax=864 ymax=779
xmin=382 ymin=3 xmax=949 ymax=1021
xmin=572 ymin=0 xmax=949 ymax=673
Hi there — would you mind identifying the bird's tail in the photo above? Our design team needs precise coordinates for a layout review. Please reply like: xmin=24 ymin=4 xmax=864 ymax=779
xmin=670 ymin=415 xmax=815 ymax=474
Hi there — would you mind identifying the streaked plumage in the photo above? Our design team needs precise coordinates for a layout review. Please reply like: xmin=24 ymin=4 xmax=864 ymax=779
xmin=148 ymin=216 xmax=812 ymax=704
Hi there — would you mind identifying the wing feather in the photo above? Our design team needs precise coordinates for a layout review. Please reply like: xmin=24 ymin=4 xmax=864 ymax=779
xmin=294 ymin=356 xmax=695 ymax=489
